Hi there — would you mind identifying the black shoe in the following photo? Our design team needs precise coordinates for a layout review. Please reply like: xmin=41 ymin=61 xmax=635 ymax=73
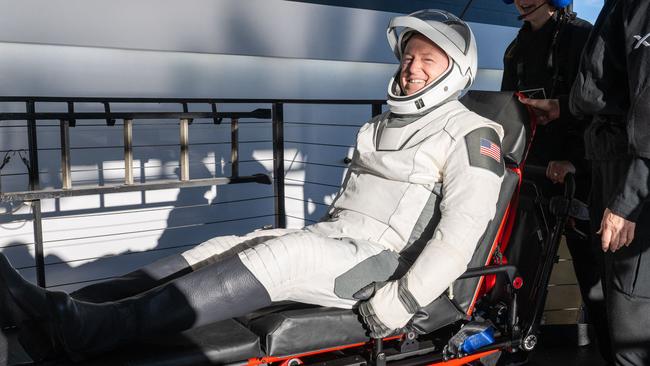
xmin=0 ymin=254 xmax=48 ymax=325
xmin=16 ymin=319 xmax=61 ymax=362
xmin=47 ymin=291 xmax=135 ymax=361
xmin=0 ymin=253 xmax=59 ymax=361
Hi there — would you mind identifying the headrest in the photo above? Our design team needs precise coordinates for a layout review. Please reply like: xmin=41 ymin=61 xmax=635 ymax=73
xmin=460 ymin=91 xmax=530 ymax=165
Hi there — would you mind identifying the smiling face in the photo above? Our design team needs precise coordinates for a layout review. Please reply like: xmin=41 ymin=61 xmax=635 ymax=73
xmin=399 ymin=33 xmax=450 ymax=96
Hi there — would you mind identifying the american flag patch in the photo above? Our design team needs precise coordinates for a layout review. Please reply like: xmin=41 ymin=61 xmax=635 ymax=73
xmin=480 ymin=138 xmax=501 ymax=162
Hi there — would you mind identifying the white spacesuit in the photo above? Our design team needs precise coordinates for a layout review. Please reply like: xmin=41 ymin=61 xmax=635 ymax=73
xmin=0 ymin=9 xmax=505 ymax=361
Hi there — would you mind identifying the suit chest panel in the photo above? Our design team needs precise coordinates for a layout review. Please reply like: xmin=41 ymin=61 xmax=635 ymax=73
xmin=353 ymin=122 xmax=454 ymax=186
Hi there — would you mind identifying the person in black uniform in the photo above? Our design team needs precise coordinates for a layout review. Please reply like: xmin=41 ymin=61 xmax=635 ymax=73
xmin=500 ymin=0 xmax=613 ymax=362
xmin=568 ymin=0 xmax=650 ymax=365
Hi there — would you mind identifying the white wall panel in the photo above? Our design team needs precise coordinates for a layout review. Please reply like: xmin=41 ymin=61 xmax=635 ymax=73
xmin=0 ymin=0 xmax=516 ymax=69
xmin=0 ymin=42 xmax=395 ymax=99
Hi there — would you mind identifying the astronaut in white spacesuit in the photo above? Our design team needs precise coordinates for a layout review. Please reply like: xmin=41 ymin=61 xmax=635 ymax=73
xmin=0 ymin=9 xmax=505 ymax=361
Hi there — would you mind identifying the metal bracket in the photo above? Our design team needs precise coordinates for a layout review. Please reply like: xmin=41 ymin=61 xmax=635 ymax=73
xmin=103 ymin=103 xmax=115 ymax=126
xmin=182 ymin=103 xmax=193 ymax=124
xmin=399 ymin=332 xmax=419 ymax=353
xmin=211 ymin=103 xmax=223 ymax=124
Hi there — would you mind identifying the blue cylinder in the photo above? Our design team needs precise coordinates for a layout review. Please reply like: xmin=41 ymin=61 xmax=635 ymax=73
xmin=460 ymin=326 xmax=495 ymax=354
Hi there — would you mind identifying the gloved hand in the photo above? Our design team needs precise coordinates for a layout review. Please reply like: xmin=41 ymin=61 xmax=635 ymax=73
xmin=353 ymin=279 xmax=420 ymax=338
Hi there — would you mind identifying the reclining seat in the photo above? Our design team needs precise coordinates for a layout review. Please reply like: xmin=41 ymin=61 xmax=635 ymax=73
xmin=26 ymin=91 xmax=529 ymax=366
xmin=244 ymin=91 xmax=531 ymax=358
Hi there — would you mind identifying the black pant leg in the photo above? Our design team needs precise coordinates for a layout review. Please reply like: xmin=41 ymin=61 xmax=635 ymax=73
xmin=564 ymin=219 xmax=611 ymax=361
xmin=605 ymin=204 xmax=650 ymax=366
xmin=592 ymin=160 xmax=650 ymax=366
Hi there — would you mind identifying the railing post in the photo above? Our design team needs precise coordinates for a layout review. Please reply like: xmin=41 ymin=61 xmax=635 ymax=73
xmin=272 ymin=103 xmax=286 ymax=229
xmin=231 ymin=118 xmax=239 ymax=178
xmin=26 ymin=101 xmax=46 ymax=288
xmin=67 ymin=102 xmax=76 ymax=127
xmin=179 ymin=118 xmax=190 ymax=181
xmin=123 ymin=119 xmax=134 ymax=185
xmin=60 ymin=119 xmax=72 ymax=189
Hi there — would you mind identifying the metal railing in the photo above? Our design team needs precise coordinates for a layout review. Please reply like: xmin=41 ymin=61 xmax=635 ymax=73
xmin=0 ymin=96 xmax=385 ymax=287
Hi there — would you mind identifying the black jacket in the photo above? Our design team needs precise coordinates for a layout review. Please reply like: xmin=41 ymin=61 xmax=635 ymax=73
xmin=570 ymin=0 xmax=650 ymax=220
xmin=502 ymin=12 xmax=592 ymax=199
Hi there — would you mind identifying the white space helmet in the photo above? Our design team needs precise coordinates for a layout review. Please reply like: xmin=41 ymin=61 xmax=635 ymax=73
xmin=386 ymin=10 xmax=478 ymax=115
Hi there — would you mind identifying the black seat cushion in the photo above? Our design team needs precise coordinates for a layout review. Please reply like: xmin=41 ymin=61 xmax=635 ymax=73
xmin=121 ymin=319 xmax=263 ymax=366
xmin=248 ymin=307 xmax=367 ymax=357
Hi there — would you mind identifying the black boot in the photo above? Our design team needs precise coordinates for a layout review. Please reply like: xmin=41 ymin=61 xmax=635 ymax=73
xmin=0 ymin=254 xmax=58 ymax=361
xmin=47 ymin=255 xmax=272 ymax=361
xmin=70 ymin=253 xmax=193 ymax=302
xmin=0 ymin=254 xmax=47 ymax=326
